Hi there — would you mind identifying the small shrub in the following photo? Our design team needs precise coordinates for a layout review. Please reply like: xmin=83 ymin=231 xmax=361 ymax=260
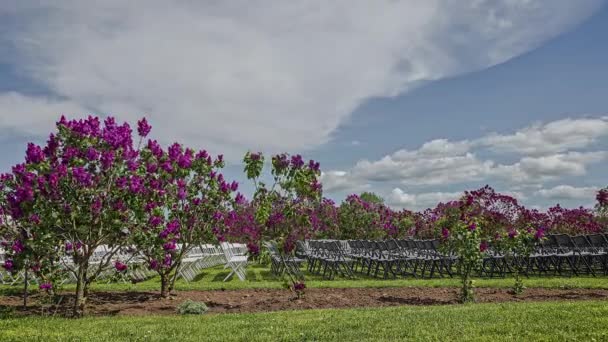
xmin=176 ymin=300 xmax=208 ymax=315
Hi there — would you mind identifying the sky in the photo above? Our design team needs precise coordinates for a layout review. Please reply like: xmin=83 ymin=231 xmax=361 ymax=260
xmin=0 ymin=1 xmax=607 ymax=211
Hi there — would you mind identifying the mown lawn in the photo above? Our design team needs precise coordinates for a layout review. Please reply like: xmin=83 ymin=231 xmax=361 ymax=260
xmin=2 ymin=263 xmax=608 ymax=295
xmin=1 ymin=300 xmax=607 ymax=341
xmin=65 ymin=263 xmax=608 ymax=292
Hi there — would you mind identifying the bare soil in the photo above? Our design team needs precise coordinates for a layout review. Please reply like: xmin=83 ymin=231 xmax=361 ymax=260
xmin=2 ymin=287 xmax=608 ymax=317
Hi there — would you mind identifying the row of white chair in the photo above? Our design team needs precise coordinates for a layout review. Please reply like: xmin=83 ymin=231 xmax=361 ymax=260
xmin=0 ymin=242 xmax=250 ymax=285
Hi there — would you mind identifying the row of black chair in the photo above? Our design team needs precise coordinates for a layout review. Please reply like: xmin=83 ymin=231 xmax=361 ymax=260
xmin=298 ymin=233 xmax=608 ymax=279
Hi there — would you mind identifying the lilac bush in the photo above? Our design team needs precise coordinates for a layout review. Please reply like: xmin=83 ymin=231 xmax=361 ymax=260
xmin=0 ymin=116 xmax=139 ymax=316
xmin=131 ymin=131 xmax=238 ymax=298
xmin=242 ymin=152 xmax=322 ymax=297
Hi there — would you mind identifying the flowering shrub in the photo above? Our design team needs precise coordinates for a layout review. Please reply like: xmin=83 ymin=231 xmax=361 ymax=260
xmin=546 ymin=205 xmax=600 ymax=234
xmin=131 ymin=125 xmax=238 ymax=298
xmin=337 ymin=195 xmax=414 ymax=240
xmin=596 ymin=188 xmax=608 ymax=227
xmin=0 ymin=116 xmax=140 ymax=316
xmin=494 ymin=225 xmax=545 ymax=294
xmin=241 ymin=152 xmax=322 ymax=296
xmin=437 ymin=201 xmax=484 ymax=303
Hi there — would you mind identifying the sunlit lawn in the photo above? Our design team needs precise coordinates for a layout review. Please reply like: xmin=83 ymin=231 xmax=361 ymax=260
xmin=2 ymin=263 xmax=608 ymax=295
xmin=1 ymin=300 xmax=608 ymax=341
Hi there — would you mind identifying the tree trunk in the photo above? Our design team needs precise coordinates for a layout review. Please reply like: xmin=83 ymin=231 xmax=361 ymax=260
xmin=22 ymin=270 xmax=28 ymax=309
xmin=73 ymin=262 xmax=89 ymax=317
xmin=160 ymin=273 xmax=171 ymax=298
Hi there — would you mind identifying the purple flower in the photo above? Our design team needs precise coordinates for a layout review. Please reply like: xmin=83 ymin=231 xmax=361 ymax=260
xmin=127 ymin=160 xmax=140 ymax=171
xmin=177 ymin=154 xmax=192 ymax=169
xmin=163 ymin=254 xmax=172 ymax=267
xmin=479 ymin=241 xmax=489 ymax=253
xmin=114 ymin=261 xmax=128 ymax=272
xmin=149 ymin=216 xmax=163 ymax=227
xmin=468 ymin=223 xmax=477 ymax=232
xmin=65 ymin=242 xmax=73 ymax=251
xmin=116 ymin=177 xmax=128 ymax=189
xmin=508 ymin=229 xmax=518 ymax=239
xmin=178 ymin=188 xmax=187 ymax=200
xmin=230 ymin=181 xmax=239 ymax=191
xmin=149 ymin=259 xmax=159 ymax=270
xmin=597 ymin=189 xmax=608 ymax=207
xmin=161 ymin=161 xmax=173 ymax=173
xmin=86 ymin=147 xmax=100 ymax=161
xmin=166 ymin=220 xmax=180 ymax=233
xmin=12 ymin=240 xmax=25 ymax=254
xmin=100 ymin=151 xmax=115 ymax=170
xmin=39 ymin=283 xmax=52 ymax=291
xmin=25 ymin=143 xmax=45 ymax=164
xmin=137 ymin=118 xmax=152 ymax=137
xmin=146 ymin=163 xmax=158 ymax=173
xmin=147 ymin=140 xmax=164 ymax=158
xmin=72 ymin=166 xmax=92 ymax=186
xmin=129 ymin=176 xmax=143 ymax=194
xmin=30 ymin=214 xmax=41 ymax=225
xmin=290 ymin=154 xmax=304 ymax=169
xmin=235 ymin=193 xmax=246 ymax=205
xmin=250 ymin=152 xmax=261 ymax=161
xmin=168 ymin=143 xmax=182 ymax=161
xmin=3 ymin=260 xmax=13 ymax=271
xmin=91 ymin=198 xmax=102 ymax=216
xmin=308 ymin=160 xmax=320 ymax=172
xmin=441 ymin=227 xmax=450 ymax=240
xmin=114 ymin=200 xmax=127 ymax=212
xmin=247 ymin=243 xmax=260 ymax=256
xmin=535 ymin=227 xmax=546 ymax=240
xmin=196 ymin=150 xmax=208 ymax=160
xmin=293 ymin=281 xmax=306 ymax=292
xmin=163 ymin=241 xmax=177 ymax=251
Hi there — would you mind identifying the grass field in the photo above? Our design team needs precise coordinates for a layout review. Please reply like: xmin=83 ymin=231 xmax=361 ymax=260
xmin=2 ymin=263 xmax=607 ymax=295
xmin=2 ymin=264 xmax=608 ymax=341
xmin=1 ymin=300 xmax=607 ymax=341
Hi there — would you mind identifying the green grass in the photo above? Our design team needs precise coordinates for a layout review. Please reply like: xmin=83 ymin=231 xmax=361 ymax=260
xmin=1 ymin=300 xmax=607 ymax=341
xmin=3 ymin=264 xmax=608 ymax=295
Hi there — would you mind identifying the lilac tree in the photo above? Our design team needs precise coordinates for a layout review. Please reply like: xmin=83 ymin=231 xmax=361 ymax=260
xmin=242 ymin=152 xmax=322 ymax=296
xmin=131 ymin=138 xmax=238 ymax=298
xmin=0 ymin=116 xmax=139 ymax=316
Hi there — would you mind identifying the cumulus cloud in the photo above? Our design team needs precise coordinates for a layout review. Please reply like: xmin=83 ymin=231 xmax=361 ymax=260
xmin=0 ymin=92 xmax=88 ymax=139
xmin=320 ymin=170 xmax=370 ymax=193
xmin=320 ymin=117 xmax=608 ymax=207
xmin=536 ymin=185 xmax=598 ymax=200
xmin=387 ymin=188 xmax=462 ymax=210
xmin=0 ymin=0 xmax=602 ymax=158
xmin=480 ymin=117 xmax=608 ymax=155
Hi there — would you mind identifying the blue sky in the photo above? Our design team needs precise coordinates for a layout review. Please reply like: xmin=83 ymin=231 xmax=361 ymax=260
xmin=0 ymin=1 xmax=607 ymax=210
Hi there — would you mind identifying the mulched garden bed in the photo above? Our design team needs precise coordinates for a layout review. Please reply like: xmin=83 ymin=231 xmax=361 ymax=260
xmin=2 ymin=287 xmax=608 ymax=317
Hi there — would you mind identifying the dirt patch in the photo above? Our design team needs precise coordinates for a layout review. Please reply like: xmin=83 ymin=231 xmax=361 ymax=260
xmin=2 ymin=287 xmax=608 ymax=317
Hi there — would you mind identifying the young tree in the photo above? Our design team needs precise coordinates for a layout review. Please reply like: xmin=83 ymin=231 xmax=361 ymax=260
xmin=437 ymin=199 xmax=484 ymax=303
xmin=0 ymin=116 xmax=140 ymax=316
xmin=242 ymin=152 xmax=322 ymax=297
xmin=131 ymin=138 xmax=238 ymax=298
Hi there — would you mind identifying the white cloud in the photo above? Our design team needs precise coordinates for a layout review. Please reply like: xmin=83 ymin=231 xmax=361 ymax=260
xmin=320 ymin=170 xmax=369 ymax=193
xmin=536 ymin=185 xmax=598 ymax=200
xmin=480 ymin=118 xmax=608 ymax=155
xmin=323 ymin=118 xmax=608 ymax=192
xmin=0 ymin=1 xmax=602 ymax=158
xmin=387 ymin=188 xmax=462 ymax=210
xmin=0 ymin=92 xmax=88 ymax=138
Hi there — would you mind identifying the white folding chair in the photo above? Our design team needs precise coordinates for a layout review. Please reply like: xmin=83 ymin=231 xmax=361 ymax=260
xmin=220 ymin=242 xmax=248 ymax=281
